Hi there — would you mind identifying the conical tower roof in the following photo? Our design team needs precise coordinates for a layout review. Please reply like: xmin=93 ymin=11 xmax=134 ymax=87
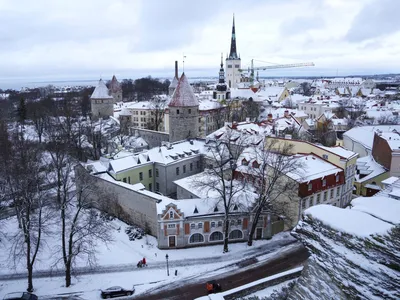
xmin=109 ymin=75 xmax=122 ymax=93
xmin=91 ymin=79 xmax=113 ymax=99
xmin=169 ymin=76 xmax=179 ymax=89
xmin=169 ymin=73 xmax=199 ymax=107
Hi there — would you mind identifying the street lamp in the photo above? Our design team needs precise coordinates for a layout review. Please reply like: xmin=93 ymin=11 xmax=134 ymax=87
xmin=165 ymin=254 xmax=169 ymax=276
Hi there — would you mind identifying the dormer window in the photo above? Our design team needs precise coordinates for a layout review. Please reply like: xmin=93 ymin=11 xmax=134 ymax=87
xmin=252 ymin=161 xmax=260 ymax=168
xmin=336 ymin=174 xmax=340 ymax=182
xmin=322 ymin=179 xmax=326 ymax=187
xmin=169 ymin=211 xmax=173 ymax=219
xmin=242 ymin=158 xmax=249 ymax=166
xmin=308 ymin=183 xmax=312 ymax=191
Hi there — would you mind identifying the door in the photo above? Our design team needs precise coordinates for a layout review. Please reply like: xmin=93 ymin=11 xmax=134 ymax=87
xmin=169 ymin=236 xmax=176 ymax=247
xmin=256 ymin=228 xmax=263 ymax=240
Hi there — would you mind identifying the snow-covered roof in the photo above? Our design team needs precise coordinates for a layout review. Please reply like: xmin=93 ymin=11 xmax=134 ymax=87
xmin=287 ymin=154 xmax=343 ymax=182
xmin=316 ymin=145 xmax=358 ymax=159
xmin=169 ymin=73 xmax=199 ymax=107
xmin=303 ymin=204 xmax=393 ymax=237
xmin=91 ymin=79 xmax=113 ymax=99
xmin=97 ymin=172 xmax=145 ymax=191
xmin=169 ymin=76 xmax=179 ymax=89
xmin=351 ymin=196 xmax=400 ymax=224
xmin=199 ymin=99 xmax=223 ymax=111
xmin=108 ymin=153 xmax=152 ymax=173
xmin=355 ymin=155 xmax=386 ymax=183
xmin=381 ymin=176 xmax=399 ymax=185
xmin=344 ymin=125 xmax=400 ymax=150
xmin=109 ymin=75 xmax=122 ymax=93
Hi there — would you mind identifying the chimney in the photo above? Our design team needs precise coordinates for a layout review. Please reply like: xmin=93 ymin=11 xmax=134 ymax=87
xmin=175 ymin=61 xmax=178 ymax=79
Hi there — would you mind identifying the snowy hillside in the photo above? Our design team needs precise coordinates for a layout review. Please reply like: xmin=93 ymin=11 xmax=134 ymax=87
xmin=290 ymin=200 xmax=400 ymax=300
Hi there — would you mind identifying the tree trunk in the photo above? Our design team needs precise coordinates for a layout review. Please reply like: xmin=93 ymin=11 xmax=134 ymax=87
xmin=65 ymin=262 xmax=71 ymax=287
xmin=223 ymin=217 xmax=229 ymax=253
xmin=247 ymin=209 xmax=262 ymax=246
xmin=27 ymin=257 xmax=33 ymax=292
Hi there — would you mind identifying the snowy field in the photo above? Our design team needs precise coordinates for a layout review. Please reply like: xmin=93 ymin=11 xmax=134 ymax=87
xmin=0 ymin=215 xmax=296 ymax=299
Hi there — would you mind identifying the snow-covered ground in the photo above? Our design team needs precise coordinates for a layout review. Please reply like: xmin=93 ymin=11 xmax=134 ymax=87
xmin=0 ymin=215 xmax=296 ymax=299
xmin=244 ymin=279 xmax=296 ymax=299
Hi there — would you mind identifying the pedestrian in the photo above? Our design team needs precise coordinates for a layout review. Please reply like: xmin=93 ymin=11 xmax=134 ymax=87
xmin=137 ymin=260 xmax=142 ymax=268
xmin=142 ymin=257 xmax=146 ymax=266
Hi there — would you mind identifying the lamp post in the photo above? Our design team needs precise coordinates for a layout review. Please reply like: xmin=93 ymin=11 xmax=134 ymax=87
xmin=166 ymin=254 xmax=169 ymax=276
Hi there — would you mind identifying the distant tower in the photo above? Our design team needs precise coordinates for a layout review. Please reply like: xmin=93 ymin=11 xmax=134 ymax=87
xmin=225 ymin=15 xmax=241 ymax=89
xmin=213 ymin=54 xmax=230 ymax=101
xmin=109 ymin=75 xmax=123 ymax=103
xmin=90 ymin=79 xmax=114 ymax=119
xmin=168 ymin=73 xmax=199 ymax=142
xmin=169 ymin=61 xmax=179 ymax=96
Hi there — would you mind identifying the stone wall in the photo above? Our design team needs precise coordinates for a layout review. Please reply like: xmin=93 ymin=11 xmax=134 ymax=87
xmin=132 ymin=128 xmax=169 ymax=148
xmin=169 ymin=106 xmax=199 ymax=142
xmin=75 ymin=164 xmax=159 ymax=236
xmin=91 ymin=99 xmax=114 ymax=119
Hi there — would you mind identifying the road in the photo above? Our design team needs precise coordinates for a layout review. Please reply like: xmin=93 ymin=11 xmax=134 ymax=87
xmin=133 ymin=245 xmax=309 ymax=300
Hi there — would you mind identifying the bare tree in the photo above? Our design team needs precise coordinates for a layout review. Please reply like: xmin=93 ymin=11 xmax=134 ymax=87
xmin=146 ymin=96 xmax=166 ymax=131
xmin=236 ymin=139 xmax=303 ymax=246
xmin=192 ymin=128 xmax=248 ymax=253
xmin=6 ymin=136 xmax=51 ymax=292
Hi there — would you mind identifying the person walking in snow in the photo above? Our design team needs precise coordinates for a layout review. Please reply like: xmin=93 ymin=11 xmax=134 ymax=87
xmin=142 ymin=257 xmax=146 ymax=266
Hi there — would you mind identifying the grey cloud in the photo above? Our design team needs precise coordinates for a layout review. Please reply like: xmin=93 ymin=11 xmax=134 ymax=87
xmin=345 ymin=0 xmax=400 ymax=42
xmin=280 ymin=16 xmax=324 ymax=36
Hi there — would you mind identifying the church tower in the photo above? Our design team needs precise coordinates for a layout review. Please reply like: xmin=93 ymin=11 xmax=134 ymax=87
xmin=213 ymin=54 xmax=230 ymax=101
xmin=168 ymin=73 xmax=199 ymax=142
xmin=225 ymin=15 xmax=241 ymax=89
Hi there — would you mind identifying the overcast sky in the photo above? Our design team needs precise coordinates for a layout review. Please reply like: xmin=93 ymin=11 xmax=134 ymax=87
xmin=1 ymin=0 xmax=400 ymax=87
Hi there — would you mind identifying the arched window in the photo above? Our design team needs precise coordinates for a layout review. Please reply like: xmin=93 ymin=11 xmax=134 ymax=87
xmin=229 ymin=229 xmax=243 ymax=240
xmin=209 ymin=231 xmax=223 ymax=242
xmin=189 ymin=233 xmax=204 ymax=243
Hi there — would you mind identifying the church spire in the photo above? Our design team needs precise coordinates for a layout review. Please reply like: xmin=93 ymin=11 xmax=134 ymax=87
xmin=228 ymin=14 xmax=239 ymax=60
xmin=217 ymin=54 xmax=227 ymax=92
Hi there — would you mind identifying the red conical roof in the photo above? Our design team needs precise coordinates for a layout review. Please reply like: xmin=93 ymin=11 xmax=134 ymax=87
xmin=169 ymin=73 xmax=199 ymax=107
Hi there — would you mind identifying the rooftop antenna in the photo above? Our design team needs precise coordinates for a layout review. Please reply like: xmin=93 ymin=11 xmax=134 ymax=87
xmin=183 ymin=53 xmax=187 ymax=73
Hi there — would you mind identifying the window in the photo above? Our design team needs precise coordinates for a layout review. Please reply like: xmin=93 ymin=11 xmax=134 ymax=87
xmin=156 ymin=168 xmax=159 ymax=177
xmin=324 ymin=191 xmax=327 ymax=201
xmin=188 ymin=109 xmax=191 ymax=114
xmin=190 ymin=223 xmax=195 ymax=229
xmin=322 ymin=154 xmax=328 ymax=160
xmin=302 ymin=198 xmax=307 ymax=209
xmin=169 ymin=211 xmax=173 ymax=219
xmin=183 ymin=165 xmax=186 ymax=173
xmin=209 ymin=231 xmax=223 ymax=241
xmin=139 ymin=172 xmax=143 ymax=181
xmin=128 ymin=177 xmax=130 ymax=184
xmin=235 ymin=64 xmax=240 ymax=68
xmin=123 ymin=178 xmax=127 ymax=183
xmin=317 ymin=194 xmax=321 ymax=204
xmin=309 ymin=197 xmax=313 ymax=207
xmin=190 ymin=163 xmax=193 ymax=171
xmin=176 ymin=167 xmax=179 ymax=175
xmin=149 ymin=169 xmax=152 ymax=178
xmin=237 ymin=219 xmax=242 ymax=226
xmin=227 ymin=65 xmax=232 ymax=68
xmin=330 ymin=189 xmax=334 ymax=199
xmin=336 ymin=174 xmax=340 ymax=182
xmin=149 ymin=183 xmax=152 ymax=191
xmin=230 ymin=220 xmax=236 ymax=226
xmin=168 ymin=224 xmax=176 ymax=229
xmin=217 ymin=221 xmax=223 ymax=227
xmin=336 ymin=186 xmax=340 ymax=196
xmin=322 ymin=179 xmax=326 ymax=187
xmin=229 ymin=230 xmax=243 ymax=240
xmin=308 ymin=183 xmax=312 ymax=191
xmin=189 ymin=233 xmax=204 ymax=243
xmin=198 ymin=223 xmax=203 ymax=229
xmin=211 ymin=222 xmax=216 ymax=228
xmin=177 ymin=109 xmax=180 ymax=114
xmin=156 ymin=182 xmax=159 ymax=191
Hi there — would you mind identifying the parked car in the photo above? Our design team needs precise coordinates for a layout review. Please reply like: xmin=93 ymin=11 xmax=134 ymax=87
xmin=3 ymin=292 xmax=38 ymax=300
xmin=101 ymin=286 xmax=135 ymax=298
xmin=206 ymin=280 xmax=222 ymax=294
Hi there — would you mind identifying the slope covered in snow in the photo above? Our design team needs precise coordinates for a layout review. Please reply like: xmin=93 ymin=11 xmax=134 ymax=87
xmin=290 ymin=200 xmax=400 ymax=300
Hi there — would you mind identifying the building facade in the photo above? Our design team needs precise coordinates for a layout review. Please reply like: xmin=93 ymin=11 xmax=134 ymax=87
xmin=90 ymin=79 xmax=114 ymax=119
xmin=226 ymin=15 xmax=241 ymax=89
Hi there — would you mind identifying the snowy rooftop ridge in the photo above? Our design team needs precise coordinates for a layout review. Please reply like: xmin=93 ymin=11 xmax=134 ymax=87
xmin=169 ymin=73 xmax=199 ymax=107
xmin=303 ymin=204 xmax=393 ymax=237
xmin=91 ymin=79 xmax=113 ymax=99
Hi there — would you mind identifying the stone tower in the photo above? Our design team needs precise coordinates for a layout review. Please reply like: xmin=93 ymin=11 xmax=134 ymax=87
xmin=168 ymin=73 xmax=199 ymax=142
xmin=225 ymin=15 xmax=241 ymax=89
xmin=213 ymin=54 xmax=230 ymax=101
xmin=109 ymin=75 xmax=123 ymax=103
xmin=169 ymin=61 xmax=179 ymax=96
xmin=90 ymin=79 xmax=114 ymax=119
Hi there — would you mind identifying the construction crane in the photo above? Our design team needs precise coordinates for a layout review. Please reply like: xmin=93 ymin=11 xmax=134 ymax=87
xmin=239 ymin=59 xmax=315 ymax=82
